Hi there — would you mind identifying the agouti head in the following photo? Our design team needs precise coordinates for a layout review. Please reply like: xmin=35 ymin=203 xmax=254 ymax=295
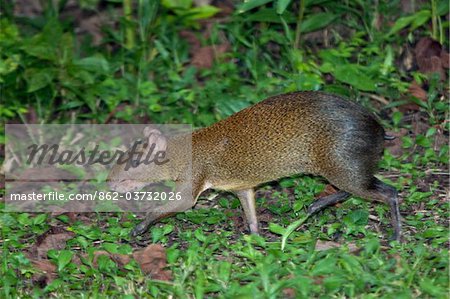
xmin=108 ymin=91 xmax=401 ymax=241
xmin=108 ymin=127 xmax=172 ymax=193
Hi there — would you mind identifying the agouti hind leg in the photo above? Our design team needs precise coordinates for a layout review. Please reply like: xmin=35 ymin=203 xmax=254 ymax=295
xmin=371 ymin=179 xmax=401 ymax=241
xmin=307 ymin=191 xmax=351 ymax=215
xmin=339 ymin=178 xmax=401 ymax=241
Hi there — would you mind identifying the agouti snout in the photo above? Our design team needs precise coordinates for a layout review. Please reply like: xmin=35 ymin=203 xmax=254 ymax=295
xmin=108 ymin=91 xmax=401 ymax=241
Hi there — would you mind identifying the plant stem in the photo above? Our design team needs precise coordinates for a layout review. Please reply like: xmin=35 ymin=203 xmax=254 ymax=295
xmin=431 ymin=0 xmax=437 ymax=40
xmin=124 ymin=0 xmax=135 ymax=50
xmin=294 ymin=0 xmax=305 ymax=49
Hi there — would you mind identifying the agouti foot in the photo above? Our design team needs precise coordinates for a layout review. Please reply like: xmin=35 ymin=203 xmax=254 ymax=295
xmin=249 ymin=223 xmax=260 ymax=235
xmin=130 ymin=220 xmax=151 ymax=237
xmin=306 ymin=204 xmax=321 ymax=215
xmin=389 ymin=231 xmax=402 ymax=243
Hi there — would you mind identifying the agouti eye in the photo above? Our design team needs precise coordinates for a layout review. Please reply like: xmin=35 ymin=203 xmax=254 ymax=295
xmin=131 ymin=159 xmax=140 ymax=167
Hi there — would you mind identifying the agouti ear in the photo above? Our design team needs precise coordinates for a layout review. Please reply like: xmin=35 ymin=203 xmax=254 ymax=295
xmin=143 ymin=127 xmax=167 ymax=153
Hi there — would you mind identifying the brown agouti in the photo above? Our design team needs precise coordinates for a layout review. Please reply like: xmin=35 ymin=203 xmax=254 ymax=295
xmin=108 ymin=91 xmax=401 ymax=241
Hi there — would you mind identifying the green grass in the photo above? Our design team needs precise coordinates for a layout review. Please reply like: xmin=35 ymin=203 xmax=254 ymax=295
xmin=1 ymin=0 xmax=449 ymax=297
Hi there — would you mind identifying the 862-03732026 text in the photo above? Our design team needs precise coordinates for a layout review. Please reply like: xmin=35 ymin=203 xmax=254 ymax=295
xmin=8 ymin=191 xmax=183 ymax=201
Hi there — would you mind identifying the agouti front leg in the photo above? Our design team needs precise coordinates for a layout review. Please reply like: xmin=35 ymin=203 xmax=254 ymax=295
xmin=235 ymin=189 xmax=259 ymax=234
xmin=130 ymin=181 xmax=198 ymax=237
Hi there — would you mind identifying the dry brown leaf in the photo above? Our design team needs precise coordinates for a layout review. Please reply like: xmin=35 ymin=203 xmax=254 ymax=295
xmin=282 ymin=287 xmax=296 ymax=298
xmin=91 ymin=250 xmax=131 ymax=268
xmin=113 ymin=253 xmax=132 ymax=266
xmin=214 ymin=0 xmax=234 ymax=17
xmin=411 ymin=113 xmax=430 ymax=135
xmin=33 ymin=228 xmax=75 ymax=259
xmin=132 ymin=244 xmax=172 ymax=281
xmin=315 ymin=240 xmax=340 ymax=251
xmin=257 ymin=209 xmax=273 ymax=224
xmin=385 ymin=129 xmax=408 ymax=157
xmin=0 ymin=173 xmax=4 ymax=191
xmin=315 ymin=240 xmax=358 ymax=253
xmin=313 ymin=275 xmax=325 ymax=285
xmin=408 ymin=81 xmax=427 ymax=101
xmin=14 ymin=0 xmax=42 ymax=17
xmin=432 ymin=129 xmax=448 ymax=150
xmin=179 ymin=30 xmax=201 ymax=53
xmin=441 ymin=50 xmax=449 ymax=69
xmin=398 ymin=103 xmax=420 ymax=113
xmin=400 ymin=0 xmax=415 ymax=13
xmin=415 ymin=37 xmax=446 ymax=80
xmin=191 ymin=43 xmax=230 ymax=69
xmin=316 ymin=184 xmax=338 ymax=198
xmin=92 ymin=250 xmax=110 ymax=267
xmin=399 ymin=45 xmax=415 ymax=72
xmin=31 ymin=259 xmax=57 ymax=286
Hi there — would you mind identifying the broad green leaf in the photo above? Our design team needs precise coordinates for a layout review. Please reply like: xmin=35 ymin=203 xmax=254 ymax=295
xmin=25 ymin=68 xmax=55 ymax=92
xmin=276 ymin=0 xmax=292 ymax=14
xmin=411 ymin=10 xmax=431 ymax=30
xmin=0 ymin=19 xmax=20 ymax=48
xmin=237 ymin=0 xmax=273 ymax=13
xmin=343 ymin=209 xmax=369 ymax=226
xmin=437 ymin=0 xmax=449 ymax=16
xmin=381 ymin=45 xmax=394 ymax=75
xmin=304 ymin=0 xmax=331 ymax=6
xmin=281 ymin=215 xmax=310 ymax=250
xmin=55 ymin=100 xmax=84 ymax=111
xmin=386 ymin=10 xmax=430 ymax=36
xmin=194 ymin=229 xmax=206 ymax=242
xmin=23 ymin=43 xmax=57 ymax=61
xmin=216 ymin=99 xmax=249 ymax=117
xmin=151 ymin=226 xmax=164 ymax=243
xmin=324 ymin=276 xmax=347 ymax=292
xmin=32 ymin=214 xmax=47 ymax=225
xmin=333 ymin=64 xmax=376 ymax=91
xmin=162 ymin=0 xmax=192 ymax=10
xmin=103 ymin=242 xmax=119 ymax=253
xmin=187 ymin=5 xmax=221 ymax=20
xmin=60 ymin=33 xmax=74 ymax=63
xmin=0 ymin=55 xmax=20 ymax=78
xmin=163 ymin=224 xmax=174 ymax=235
xmin=319 ymin=62 xmax=334 ymax=73
xmin=139 ymin=81 xmax=157 ymax=96
xmin=245 ymin=8 xmax=296 ymax=23
xmin=154 ymin=40 xmax=169 ymax=59
xmin=420 ymin=278 xmax=447 ymax=297
xmin=45 ymin=278 xmax=64 ymax=292
xmin=74 ymin=56 xmax=110 ymax=73
xmin=415 ymin=135 xmax=432 ymax=147
xmin=311 ymin=256 xmax=337 ymax=275
xmin=268 ymin=222 xmax=285 ymax=235
xmin=57 ymin=250 xmax=73 ymax=272
xmin=138 ymin=0 xmax=158 ymax=32
xmin=300 ymin=12 xmax=337 ymax=33
xmin=17 ymin=213 xmax=31 ymax=226
xmin=23 ymin=19 xmax=62 ymax=60
xmin=425 ymin=127 xmax=437 ymax=138
xmin=97 ymin=254 xmax=117 ymax=273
